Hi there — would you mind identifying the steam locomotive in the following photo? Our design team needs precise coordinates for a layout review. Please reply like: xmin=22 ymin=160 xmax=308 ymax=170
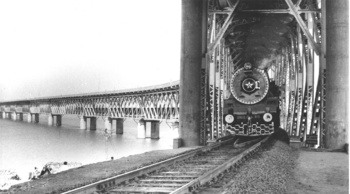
xmin=224 ymin=62 xmax=279 ymax=136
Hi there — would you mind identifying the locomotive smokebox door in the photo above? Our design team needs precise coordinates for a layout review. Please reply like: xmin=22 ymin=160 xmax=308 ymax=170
xmin=224 ymin=62 xmax=280 ymax=136
xmin=230 ymin=63 xmax=269 ymax=105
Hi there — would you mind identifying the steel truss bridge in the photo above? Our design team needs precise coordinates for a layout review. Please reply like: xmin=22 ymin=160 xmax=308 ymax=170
xmin=0 ymin=0 xmax=330 ymax=147
xmin=0 ymin=81 xmax=179 ymax=121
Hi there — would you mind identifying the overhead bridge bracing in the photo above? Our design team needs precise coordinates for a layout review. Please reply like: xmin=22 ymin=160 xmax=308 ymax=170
xmin=0 ymin=81 xmax=180 ymax=121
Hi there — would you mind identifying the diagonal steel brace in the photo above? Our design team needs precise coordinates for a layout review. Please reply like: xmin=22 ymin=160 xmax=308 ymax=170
xmin=285 ymin=0 xmax=320 ymax=55
xmin=208 ymin=0 xmax=240 ymax=55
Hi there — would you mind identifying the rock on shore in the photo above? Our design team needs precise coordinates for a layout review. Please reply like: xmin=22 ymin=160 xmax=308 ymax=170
xmin=0 ymin=169 xmax=22 ymax=191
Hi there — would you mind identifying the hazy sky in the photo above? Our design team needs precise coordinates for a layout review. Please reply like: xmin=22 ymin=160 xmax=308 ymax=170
xmin=0 ymin=0 xmax=181 ymax=101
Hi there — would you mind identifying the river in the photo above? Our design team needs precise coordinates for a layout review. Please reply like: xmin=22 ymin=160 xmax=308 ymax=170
xmin=0 ymin=114 xmax=173 ymax=180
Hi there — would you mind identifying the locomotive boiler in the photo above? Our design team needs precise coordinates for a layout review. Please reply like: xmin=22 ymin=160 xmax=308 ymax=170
xmin=224 ymin=62 xmax=279 ymax=136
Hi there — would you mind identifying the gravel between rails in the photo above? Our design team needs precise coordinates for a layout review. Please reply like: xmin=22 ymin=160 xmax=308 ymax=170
xmin=198 ymin=133 xmax=298 ymax=194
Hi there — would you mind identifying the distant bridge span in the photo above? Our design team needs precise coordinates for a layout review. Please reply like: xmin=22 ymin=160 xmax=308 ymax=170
xmin=0 ymin=81 xmax=180 ymax=139
xmin=0 ymin=81 xmax=179 ymax=120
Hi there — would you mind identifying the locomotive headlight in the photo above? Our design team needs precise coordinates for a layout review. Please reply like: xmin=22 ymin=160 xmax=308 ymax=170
xmin=263 ymin=113 xmax=273 ymax=122
xmin=225 ymin=114 xmax=234 ymax=123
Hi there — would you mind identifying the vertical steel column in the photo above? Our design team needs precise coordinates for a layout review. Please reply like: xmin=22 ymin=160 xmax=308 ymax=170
xmin=319 ymin=0 xmax=327 ymax=148
xmin=209 ymin=13 xmax=217 ymax=142
xmin=285 ymin=48 xmax=290 ymax=133
xmin=179 ymin=0 xmax=204 ymax=147
xmin=290 ymin=36 xmax=299 ymax=136
xmin=325 ymin=0 xmax=349 ymax=149
xmin=200 ymin=0 xmax=208 ymax=145
xmin=298 ymin=24 xmax=308 ymax=141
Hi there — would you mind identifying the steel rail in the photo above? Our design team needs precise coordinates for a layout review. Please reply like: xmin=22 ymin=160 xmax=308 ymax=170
xmin=61 ymin=137 xmax=235 ymax=194
xmin=170 ymin=135 xmax=270 ymax=194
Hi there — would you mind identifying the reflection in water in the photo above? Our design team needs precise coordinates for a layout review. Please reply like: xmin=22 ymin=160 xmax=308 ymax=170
xmin=0 ymin=115 xmax=173 ymax=179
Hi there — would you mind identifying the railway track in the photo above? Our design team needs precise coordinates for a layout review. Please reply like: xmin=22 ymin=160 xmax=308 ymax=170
xmin=63 ymin=136 xmax=269 ymax=194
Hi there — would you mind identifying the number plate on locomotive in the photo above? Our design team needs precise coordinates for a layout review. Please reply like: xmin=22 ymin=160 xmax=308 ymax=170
xmin=237 ymin=115 xmax=261 ymax=119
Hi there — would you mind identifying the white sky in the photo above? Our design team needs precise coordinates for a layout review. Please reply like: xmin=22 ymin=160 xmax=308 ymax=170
xmin=0 ymin=0 xmax=181 ymax=101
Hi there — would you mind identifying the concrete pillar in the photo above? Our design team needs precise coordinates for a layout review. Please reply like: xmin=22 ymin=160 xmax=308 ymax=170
xmin=27 ymin=113 xmax=32 ymax=122
xmin=137 ymin=119 xmax=146 ymax=138
xmin=12 ymin=112 xmax=16 ymax=121
xmin=56 ymin=115 xmax=62 ymax=126
xmin=90 ymin=117 xmax=97 ymax=130
xmin=2 ymin=112 xmax=5 ymax=119
xmin=116 ymin=118 xmax=124 ymax=134
xmin=104 ymin=117 xmax=112 ymax=130
xmin=79 ymin=116 xmax=87 ymax=129
xmin=18 ymin=113 xmax=23 ymax=121
xmin=48 ymin=114 xmax=53 ymax=126
xmin=325 ymin=0 xmax=349 ymax=149
xmin=150 ymin=121 xmax=160 ymax=139
xmin=179 ymin=0 xmax=205 ymax=147
xmin=171 ymin=121 xmax=181 ymax=148
xmin=33 ymin=114 xmax=39 ymax=123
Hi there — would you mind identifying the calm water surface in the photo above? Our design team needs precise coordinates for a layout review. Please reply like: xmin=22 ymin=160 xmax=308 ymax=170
xmin=0 ymin=115 xmax=173 ymax=179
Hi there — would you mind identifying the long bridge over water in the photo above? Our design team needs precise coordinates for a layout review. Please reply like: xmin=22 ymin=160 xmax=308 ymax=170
xmin=0 ymin=81 xmax=180 ymax=140
xmin=0 ymin=0 xmax=348 ymax=149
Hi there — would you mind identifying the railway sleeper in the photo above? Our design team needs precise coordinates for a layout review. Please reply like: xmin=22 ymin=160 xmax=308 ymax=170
xmin=130 ymin=183 xmax=185 ymax=187
xmin=110 ymin=186 xmax=176 ymax=193
xmin=160 ymin=171 xmax=202 ymax=176
xmin=139 ymin=179 xmax=192 ymax=183
xmin=147 ymin=175 xmax=198 ymax=179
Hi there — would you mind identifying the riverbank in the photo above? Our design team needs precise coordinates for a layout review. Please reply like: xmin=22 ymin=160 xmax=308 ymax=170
xmin=2 ymin=147 xmax=197 ymax=194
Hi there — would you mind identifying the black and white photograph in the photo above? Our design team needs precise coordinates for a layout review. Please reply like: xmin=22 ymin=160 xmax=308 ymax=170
xmin=0 ymin=0 xmax=348 ymax=193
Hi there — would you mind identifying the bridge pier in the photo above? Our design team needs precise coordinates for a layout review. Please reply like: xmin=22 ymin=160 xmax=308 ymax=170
xmin=12 ymin=112 xmax=16 ymax=121
xmin=116 ymin=118 xmax=124 ymax=134
xmin=150 ymin=121 xmax=160 ymax=139
xmin=55 ymin=115 xmax=62 ymax=126
xmin=17 ymin=113 xmax=23 ymax=121
xmin=104 ymin=117 xmax=112 ymax=130
xmin=170 ymin=121 xmax=181 ymax=148
xmin=179 ymin=0 xmax=205 ymax=147
xmin=27 ymin=113 xmax=32 ymax=122
xmin=48 ymin=114 xmax=53 ymax=126
xmin=79 ymin=116 xmax=87 ymax=129
xmin=325 ymin=0 xmax=349 ymax=149
xmin=32 ymin=114 xmax=39 ymax=123
xmin=137 ymin=119 xmax=146 ymax=139
xmin=90 ymin=117 xmax=97 ymax=130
